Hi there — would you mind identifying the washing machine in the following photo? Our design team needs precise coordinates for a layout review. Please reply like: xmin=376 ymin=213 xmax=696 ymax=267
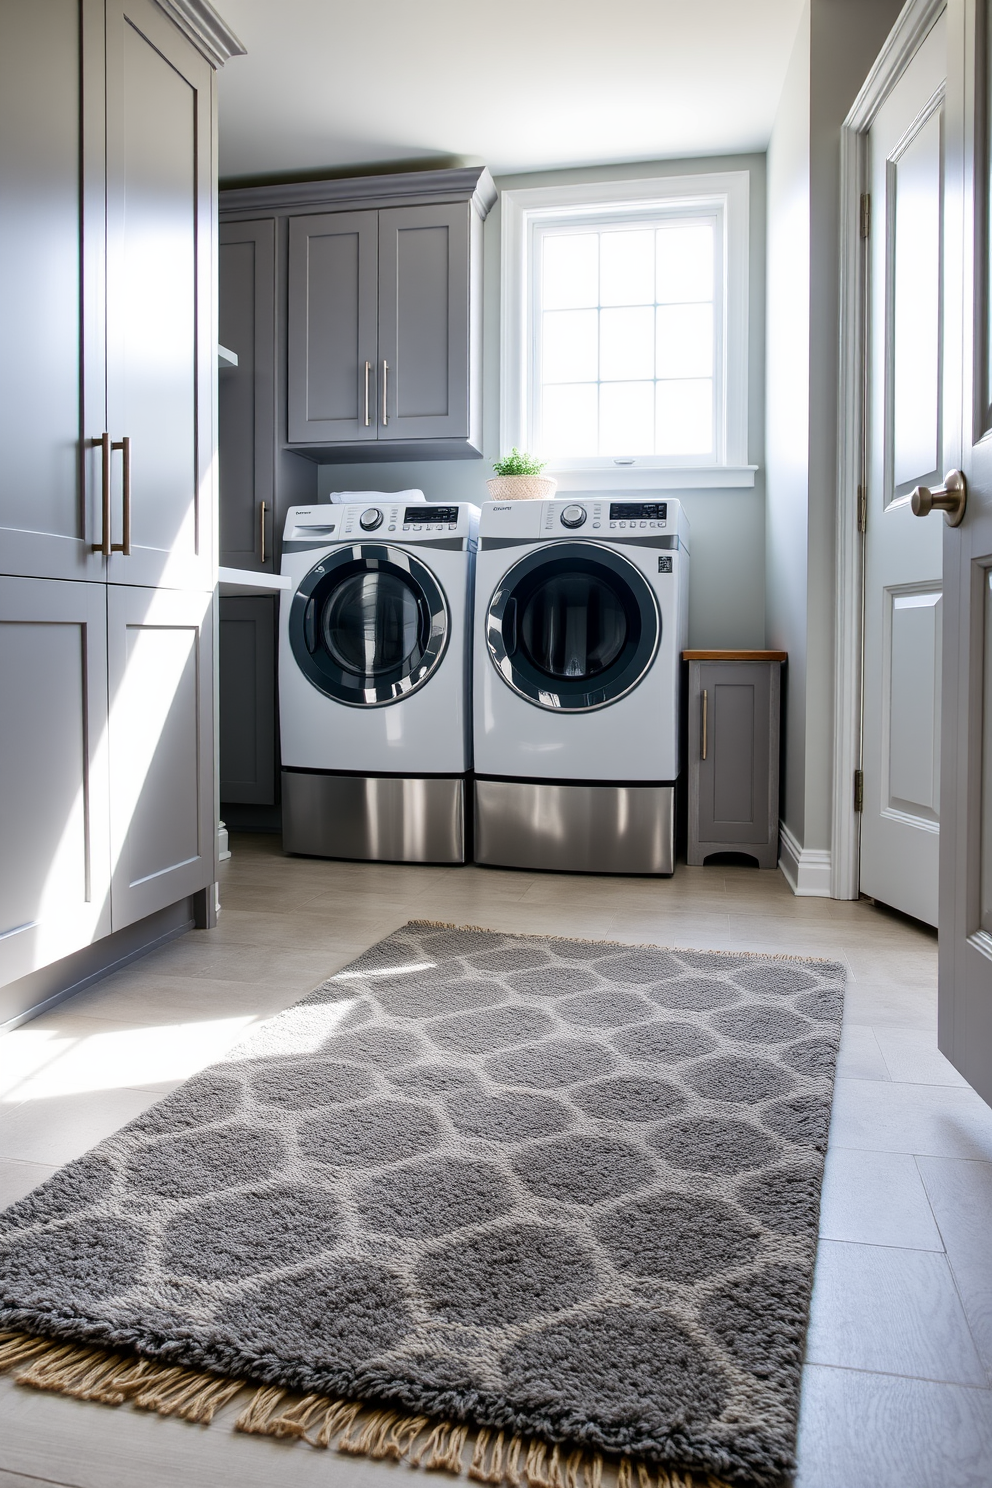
xmin=473 ymin=497 xmax=689 ymax=874
xmin=279 ymin=499 xmax=479 ymax=863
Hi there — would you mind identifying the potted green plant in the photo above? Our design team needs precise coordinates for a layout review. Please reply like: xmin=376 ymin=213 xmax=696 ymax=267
xmin=486 ymin=449 xmax=558 ymax=502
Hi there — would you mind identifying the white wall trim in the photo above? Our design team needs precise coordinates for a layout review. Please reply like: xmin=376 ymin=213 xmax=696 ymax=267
xmin=831 ymin=0 xmax=947 ymax=900
xmin=500 ymin=170 xmax=750 ymax=476
xmin=779 ymin=822 xmax=833 ymax=897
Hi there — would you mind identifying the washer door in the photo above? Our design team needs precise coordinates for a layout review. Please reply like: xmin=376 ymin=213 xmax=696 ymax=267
xmin=290 ymin=545 xmax=449 ymax=707
xmin=486 ymin=543 xmax=659 ymax=711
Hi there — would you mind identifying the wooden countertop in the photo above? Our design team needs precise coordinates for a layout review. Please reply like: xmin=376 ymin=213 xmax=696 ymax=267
xmin=682 ymin=649 xmax=788 ymax=661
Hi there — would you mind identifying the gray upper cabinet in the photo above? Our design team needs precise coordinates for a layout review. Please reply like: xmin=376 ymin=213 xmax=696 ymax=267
xmin=288 ymin=210 xmax=379 ymax=446
xmin=220 ymin=219 xmax=277 ymax=570
xmin=378 ymin=202 xmax=473 ymax=444
xmin=222 ymin=167 xmax=496 ymax=464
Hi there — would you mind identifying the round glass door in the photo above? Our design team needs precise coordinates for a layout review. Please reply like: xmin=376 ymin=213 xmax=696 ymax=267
xmin=486 ymin=543 xmax=659 ymax=710
xmin=289 ymin=545 xmax=449 ymax=706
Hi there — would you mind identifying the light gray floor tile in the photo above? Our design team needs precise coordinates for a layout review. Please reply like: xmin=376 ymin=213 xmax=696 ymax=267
xmin=795 ymin=1364 xmax=992 ymax=1488
xmin=917 ymin=1156 xmax=992 ymax=1383
xmin=873 ymin=1027 xmax=970 ymax=1087
xmin=818 ymin=1148 xmax=943 ymax=1249
xmin=0 ymin=1088 xmax=159 ymax=1167
xmin=0 ymin=1160 xmax=56 ymax=1210
xmin=828 ymin=1077 xmax=992 ymax=1160
xmin=840 ymin=980 xmax=938 ymax=1031
xmin=836 ymin=1023 xmax=890 ymax=1080
xmin=805 ymin=1239 xmax=987 ymax=1385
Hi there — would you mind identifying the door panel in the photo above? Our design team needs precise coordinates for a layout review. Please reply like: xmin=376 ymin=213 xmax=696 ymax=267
xmin=105 ymin=0 xmax=214 ymax=589
xmin=378 ymin=202 xmax=470 ymax=441
xmin=938 ymin=0 xmax=992 ymax=1105
xmin=287 ymin=210 xmax=378 ymax=444
xmin=219 ymin=220 xmax=276 ymax=570
xmin=860 ymin=13 xmax=946 ymax=926
xmin=0 ymin=0 xmax=105 ymax=582
xmin=107 ymin=585 xmax=214 ymax=929
xmin=0 ymin=578 xmax=111 ymax=991
xmin=697 ymin=663 xmax=771 ymax=845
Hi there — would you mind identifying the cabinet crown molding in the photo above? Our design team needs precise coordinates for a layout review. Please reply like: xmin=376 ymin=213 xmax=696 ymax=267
xmin=153 ymin=0 xmax=246 ymax=67
xmin=220 ymin=166 xmax=497 ymax=220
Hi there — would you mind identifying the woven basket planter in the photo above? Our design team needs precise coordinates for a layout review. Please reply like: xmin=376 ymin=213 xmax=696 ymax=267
xmin=485 ymin=475 xmax=558 ymax=502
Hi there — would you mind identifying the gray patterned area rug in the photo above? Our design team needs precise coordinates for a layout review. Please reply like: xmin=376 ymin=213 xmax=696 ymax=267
xmin=0 ymin=922 xmax=846 ymax=1488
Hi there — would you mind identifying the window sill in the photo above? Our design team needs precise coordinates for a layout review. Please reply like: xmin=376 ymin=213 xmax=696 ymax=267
xmin=544 ymin=464 xmax=758 ymax=491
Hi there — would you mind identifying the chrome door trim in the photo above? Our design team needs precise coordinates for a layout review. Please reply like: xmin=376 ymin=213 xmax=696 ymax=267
xmin=289 ymin=543 xmax=449 ymax=707
xmin=485 ymin=540 xmax=660 ymax=712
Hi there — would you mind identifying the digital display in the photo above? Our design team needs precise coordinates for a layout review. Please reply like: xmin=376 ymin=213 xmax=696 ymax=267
xmin=406 ymin=506 xmax=459 ymax=523
xmin=609 ymin=502 xmax=668 ymax=521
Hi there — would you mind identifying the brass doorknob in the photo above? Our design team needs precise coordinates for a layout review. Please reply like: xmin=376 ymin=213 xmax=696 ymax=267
xmin=910 ymin=469 xmax=967 ymax=526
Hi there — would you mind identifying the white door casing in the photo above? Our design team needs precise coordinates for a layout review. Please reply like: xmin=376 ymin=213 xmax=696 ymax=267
xmin=937 ymin=0 xmax=992 ymax=1105
xmin=859 ymin=11 xmax=947 ymax=926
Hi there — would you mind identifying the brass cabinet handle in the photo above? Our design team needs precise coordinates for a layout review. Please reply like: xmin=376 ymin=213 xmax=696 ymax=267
xmin=117 ymin=436 xmax=131 ymax=555
xmin=364 ymin=361 xmax=371 ymax=427
xmin=701 ymin=688 xmax=708 ymax=760
xmin=92 ymin=432 xmax=112 ymax=554
xmin=260 ymin=500 xmax=267 ymax=565
xmin=382 ymin=359 xmax=388 ymax=426
xmin=911 ymin=469 xmax=967 ymax=526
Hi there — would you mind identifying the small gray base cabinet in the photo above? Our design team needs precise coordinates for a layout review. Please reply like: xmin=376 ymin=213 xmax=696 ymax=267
xmin=685 ymin=651 xmax=786 ymax=869
xmin=219 ymin=596 xmax=277 ymax=806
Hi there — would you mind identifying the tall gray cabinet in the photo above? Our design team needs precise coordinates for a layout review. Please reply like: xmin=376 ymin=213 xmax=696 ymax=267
xmin=0 ymin=0 xmax=243 ymax=1025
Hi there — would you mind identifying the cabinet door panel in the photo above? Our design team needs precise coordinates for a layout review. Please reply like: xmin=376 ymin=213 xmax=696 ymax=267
xmin=378 ymin=202 xmax=470 ymax=441
xmin=105 ymin=0 xmax=214 ymax=590
xmin=288 ymin=210 xmax=378 ymax=444
xmin=0 ymin=0 xmax=105 ymax=582
xmin=219 ymin=597 xmax=276 ymax=804
xmin=108 ymin=585 xmax=214 ymax=929
xmin=219 ymin=220 xmax=276 ymax=570
xmin=693 ymin=661 xmax=775 ymax=850
xmin=0 ymin=578 xmax=111 ymax=991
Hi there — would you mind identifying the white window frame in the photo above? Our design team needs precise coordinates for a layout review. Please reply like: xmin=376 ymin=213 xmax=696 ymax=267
xmin=500 ymin=171 xmax=755 ymax=489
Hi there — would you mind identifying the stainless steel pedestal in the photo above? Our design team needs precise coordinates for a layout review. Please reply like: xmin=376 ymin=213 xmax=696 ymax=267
xmin=474 ymin=778 xmax=676 ymax=875
xmin=282 ymin=770 xmax=466 ymax=863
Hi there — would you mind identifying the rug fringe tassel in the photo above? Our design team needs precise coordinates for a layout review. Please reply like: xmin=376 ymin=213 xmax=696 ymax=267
xmin=0 ymin=1330 xmax=732 ymax=1487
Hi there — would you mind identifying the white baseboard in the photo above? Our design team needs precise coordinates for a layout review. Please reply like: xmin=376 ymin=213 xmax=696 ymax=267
xmin=778 ymin=822 xmax=832 ymax=897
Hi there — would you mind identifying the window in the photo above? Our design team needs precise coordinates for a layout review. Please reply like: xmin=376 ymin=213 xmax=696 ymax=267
xmin=501 ymin=172 xmax=752 ymax=486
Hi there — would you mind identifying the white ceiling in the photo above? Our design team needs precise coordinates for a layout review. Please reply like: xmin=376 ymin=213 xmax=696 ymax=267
xmin=215 ymin=0 xmax=806 ymax=183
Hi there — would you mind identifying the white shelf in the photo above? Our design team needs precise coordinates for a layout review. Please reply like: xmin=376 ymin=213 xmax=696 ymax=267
xmin=218 ymin=567 xmax=290 ymax=597
xmin=218 ymin=343 xmax=239 ymax=369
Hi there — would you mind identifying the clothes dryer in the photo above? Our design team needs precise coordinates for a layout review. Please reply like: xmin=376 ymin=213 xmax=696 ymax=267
xmin=473 ymin=497 xmax=689 ymax=874
xmin=279 ymin=500 xmax=479 ymax=862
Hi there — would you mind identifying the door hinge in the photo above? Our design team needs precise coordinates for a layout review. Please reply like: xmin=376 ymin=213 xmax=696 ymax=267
xmin=857 ymin=484 xmax=867 ymax=532
xmin=854 ymin=769 xmax=864 ymax=813
xmin=860 ymin=192 xmax=871 ymax=239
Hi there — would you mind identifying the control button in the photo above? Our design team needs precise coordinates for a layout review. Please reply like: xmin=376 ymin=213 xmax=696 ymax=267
xmin=413 ymin=524 xmax=422 ymax=531
xmin=592 ymin=522 xmax=601 ymax=529
xmin=359 ymin=507 xmax=383 ymax=531
xmin=640 ymin=521 xmax=647 ymax=528
xmin=387 ymin=524 xmax=396 ymax=532
xmin=403 ymin=524 xmax=410 ymax=531
xmin=610 ymin=521 xmax=616 ymax=528
xmin=560 ymin=504 xmax=587 ymax=529
xmin=619 ymin=521 xmax=626 ymax=529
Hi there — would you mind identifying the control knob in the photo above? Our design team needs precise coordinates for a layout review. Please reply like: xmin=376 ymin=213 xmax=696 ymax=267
xmin=560 ymin=504 xmax=587 ymax=529
xmin=359 ymin=507 xmax=383 ymax=531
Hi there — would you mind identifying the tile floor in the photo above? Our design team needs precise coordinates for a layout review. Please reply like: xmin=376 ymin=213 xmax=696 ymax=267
xmin=1 ymin=834 xmax=991 ymax=1487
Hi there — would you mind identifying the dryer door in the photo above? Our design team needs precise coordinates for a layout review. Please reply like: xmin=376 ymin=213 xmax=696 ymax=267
xmin=289 ymin=544 xmax=449 ymax=706
xmin=486 ymin=542 xmax=660 ymax=711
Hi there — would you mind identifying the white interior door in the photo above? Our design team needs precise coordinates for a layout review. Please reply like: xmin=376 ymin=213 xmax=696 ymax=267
xmin=860 ymin=11 xmax=947 ymax=926
xmin=937 ymin=0 xmax=992 ymax=1106
xmin=0 ymin=578 xmax=111 ymax=991
xmin=107 ymin=584 xmax=214 ymax=930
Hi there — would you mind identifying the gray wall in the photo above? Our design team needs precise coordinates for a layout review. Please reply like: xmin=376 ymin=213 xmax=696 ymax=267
xmin=765 ymin=0 xmax=904 ymax=852
xmin=317 ymin=153 xmax=768 ymax=651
